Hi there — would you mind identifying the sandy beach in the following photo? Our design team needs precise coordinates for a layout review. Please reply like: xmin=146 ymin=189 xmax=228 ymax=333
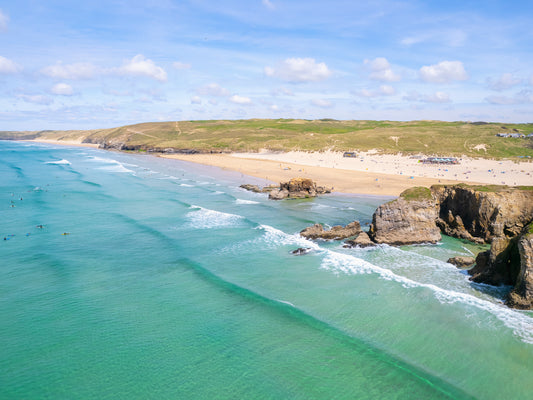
xmin=28 ymin=139 xmax=100 ymax=148
xmin=162 ymin=150 xmax=533 ymax=196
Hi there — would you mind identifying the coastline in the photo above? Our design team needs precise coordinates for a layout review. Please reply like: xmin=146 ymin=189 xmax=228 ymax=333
xmin=13 ymin=138 xmax=533 ymax=196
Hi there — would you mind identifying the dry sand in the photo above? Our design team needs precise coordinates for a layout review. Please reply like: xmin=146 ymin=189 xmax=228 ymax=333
xmin=29 ymin=139 xmax=99 ymax=148
xmin=162 ymin=150 xmax=533 ymax=196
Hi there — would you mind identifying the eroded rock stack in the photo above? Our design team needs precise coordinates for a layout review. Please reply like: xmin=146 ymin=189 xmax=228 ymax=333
xmin=368 ymin=187 xmax=441 ymax=245
xmin=300 ymin=221 xmax=361 ymax=240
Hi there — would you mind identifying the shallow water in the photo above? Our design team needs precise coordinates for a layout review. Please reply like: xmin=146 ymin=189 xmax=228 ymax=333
xmin=1 ymin=141 xmax=532 ymax=399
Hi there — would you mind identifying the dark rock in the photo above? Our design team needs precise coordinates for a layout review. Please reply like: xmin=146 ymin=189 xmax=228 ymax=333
xmin=447 ymin=256 xmax=476 ymax=268
xmin=240 ymin=184 xmax=262 ymax=193
xmin=469 ymin=236 xmax=521 ymax=286
xmin=300 ymin=221 xmax=361 ymax=240
xmin=343 ymin=232 xmax=375 ymax=248
xmin=291 ymin=247 xmax=312 ymax=255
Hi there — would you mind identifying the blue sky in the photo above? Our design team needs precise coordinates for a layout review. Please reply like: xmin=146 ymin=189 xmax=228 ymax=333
xmin=1 ymin=0 xmax=532 ymax=130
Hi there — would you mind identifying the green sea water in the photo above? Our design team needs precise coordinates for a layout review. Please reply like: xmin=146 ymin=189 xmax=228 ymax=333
xmin=1 ymin=140 xmax=533 ymax=399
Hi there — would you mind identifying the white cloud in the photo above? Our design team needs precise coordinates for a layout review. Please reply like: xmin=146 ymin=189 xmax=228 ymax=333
xmin=0 ymin=55 xmax=21 ymax=73
xmin=487 ymin=73 xmax=522 ymax=91
xmin=116 ymin=54 xmax=167 ymax=82
xmin=197 ymin=83 xmax=230 ymax=97
xmin=262 ymin=0 xmax=275 ymax=10
xmin=311 ymin=98 xmax=332 ymax=108
xmin=423 ymin=91 xmax=451 ymax=103
xmin=173 ymin=61 xmax=191 ymax=70
xmin=0 ymin=9 xmax=8 ymax=32
xmin=191 ymin=96 xmax=202 ymax=104
xmin=17 ymin=94 xmax=53 ymax=105
xmin=364 ymin=57 xmax=400 ymax=82
xmin=419 ymin=61 xmax=468 ymax=83
xmin=265 ymin=58 xmax=331 ymax=83
xmin=270 ymin=104 xmax=279 ymax=111
xmin=41 ymin=62 xmax=99 ymax=80
xmin=51 ymin=83 xmax=74 ymax=95
xmin=230 ymin=95 xmax=252 ymax=104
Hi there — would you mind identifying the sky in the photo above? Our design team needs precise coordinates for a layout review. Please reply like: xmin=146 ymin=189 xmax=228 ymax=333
xmin=1 ymin=0 xmax=533 ymax=130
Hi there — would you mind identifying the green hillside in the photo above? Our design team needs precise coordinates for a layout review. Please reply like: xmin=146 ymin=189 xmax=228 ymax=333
xmin=1 ymin=119 xmax=533 ymax=159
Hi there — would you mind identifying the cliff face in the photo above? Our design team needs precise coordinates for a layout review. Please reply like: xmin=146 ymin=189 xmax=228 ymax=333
xmin=368 ymin=191 xmax=441 ymax=245
xmin=432 ymin=185 xmax=533 ymax=243
xmin=507 ymin=225 xmax=533 ymax=309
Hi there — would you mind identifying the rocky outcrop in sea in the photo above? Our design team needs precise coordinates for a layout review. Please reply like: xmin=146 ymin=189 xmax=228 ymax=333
xmin=300 ymin=221 xmax=361 ymax=240
xmin=268 ymin=178 xmax=331 ymax=200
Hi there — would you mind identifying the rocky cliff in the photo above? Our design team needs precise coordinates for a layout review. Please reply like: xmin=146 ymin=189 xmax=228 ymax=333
xmin=432 ymin=185 xmax=533 ymax=243
xmin=507 ymin=224 xmax=533 ymax=309
xmin=368 ymin=187 xmax=442 ymax=245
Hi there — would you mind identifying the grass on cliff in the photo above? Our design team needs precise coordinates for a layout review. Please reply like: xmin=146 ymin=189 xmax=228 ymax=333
xmin=2 ymin=119 xmax=533 ymax=159
xmin=399 ymin=186 xmax=433 ymax=201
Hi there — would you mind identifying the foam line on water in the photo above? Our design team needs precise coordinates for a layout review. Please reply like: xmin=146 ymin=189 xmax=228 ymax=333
xmin=320 ymin=250 xmax=533 ymax=344
xmin=235 ymin=199 xmax=260 ymax=205
xmin=186 ymin=205 xmax=246 ymax=229
xmin=45 ymin=159 xmax=71 ymax=165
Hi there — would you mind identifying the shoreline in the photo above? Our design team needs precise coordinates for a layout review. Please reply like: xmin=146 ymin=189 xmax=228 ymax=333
xmin=11 ymin=138 xmax=533 ymax=196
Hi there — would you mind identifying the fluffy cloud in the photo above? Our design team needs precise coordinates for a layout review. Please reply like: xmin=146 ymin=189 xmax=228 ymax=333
xmin=0 ymin=9 xmax=8 ymax=32
xmin=173 ymin=61 xmax=191 ymax=70
xmin=364 ymin=57 xmax=400 ymax=82
xmin=423 ymin=91 xmax=451 ymax=103
xmin=265 ymin=58 xmax=331 ymax=83
xmin=190 ymin=96 xmax=202 ymax=104
xmin=229 ymin=95 xmax=252 ymax=104
xmin=311 ymin=99 xmax=332 ymax=108
xmin=17 ymin=94 xmax=53 ymax=105
xmin=486 ymin=73 xmax=522 ymax=91
xmin=197 ymin=83 xmax=230 ymax=97
xmin=41 ymin=62 xmax=99 ymax=80
xmin=116 ymin=54 xmax=167 ymax=82
xmin=51 ymin=83 xmax=74 ymax=95
xmin=0 ymin=55 xmax=21 ymax=73
xmin=419 ymin=61 xmax=468 ymax=83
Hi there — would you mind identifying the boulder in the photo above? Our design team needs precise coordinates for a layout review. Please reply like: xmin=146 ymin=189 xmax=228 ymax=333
xmin=300 ymin=221 xmax=361 ymax=240
xmin=290 ymin=247 xmax=312 ymax=255
xmin=368 ymin=187 xmax=441 ymax=245
xmin=447 ymin=256 xmax=476 ymax=268
xmin=469 ymin=236 xmax=521 ymax=286
xmin=343 ymin=232 xmax=375 ymax=248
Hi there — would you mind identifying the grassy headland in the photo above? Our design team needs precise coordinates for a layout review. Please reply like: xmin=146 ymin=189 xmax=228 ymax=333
xmin=1 ymin=119 xmax=533 ymax=158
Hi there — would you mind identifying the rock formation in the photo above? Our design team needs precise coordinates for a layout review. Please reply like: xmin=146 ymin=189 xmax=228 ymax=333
xmin=447 ymin=256 xmax=476 ymax=268
xmin=507 ymin=224 xmax=533 ymax=309
xmin=240 ymin=184 xmax=279 ymax=193
xmin=268 ymin=178 xmax=331 ymax=200
xmin=300 ymin=221 xmax=361 ymax=240
xmin=343 ymin=232 xmax=374 ymax=248
xmin=368 ymin=187 xmax=441 ymax=245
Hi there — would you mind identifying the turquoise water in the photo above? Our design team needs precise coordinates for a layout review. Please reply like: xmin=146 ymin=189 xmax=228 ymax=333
xmin=1 ymin=141 xmax=533 ymax=399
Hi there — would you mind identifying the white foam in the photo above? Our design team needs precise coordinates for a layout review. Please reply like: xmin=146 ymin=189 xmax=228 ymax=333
xmin=236 ymin=199 xmax=260 ymax=205
xmin=45 ymin=159 xmax=71 ymax=165
xmin=320 ymin=250 xmax=533 ymax=344
xmin=97 ymin=164 xmax=135 ymax=173
xmin=179 ymin=183 xmax=194 ymax=187
xmin=186 ymin=205 xmax=245 ymax=229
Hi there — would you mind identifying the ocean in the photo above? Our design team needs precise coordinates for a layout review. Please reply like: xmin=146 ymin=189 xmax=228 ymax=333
xmin=1 ymin=140 xmax=533 ymax=399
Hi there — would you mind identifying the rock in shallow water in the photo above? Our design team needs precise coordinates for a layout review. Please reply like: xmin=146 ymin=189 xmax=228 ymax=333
xmin=300 ymin=221 xmax=361 ymax=240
